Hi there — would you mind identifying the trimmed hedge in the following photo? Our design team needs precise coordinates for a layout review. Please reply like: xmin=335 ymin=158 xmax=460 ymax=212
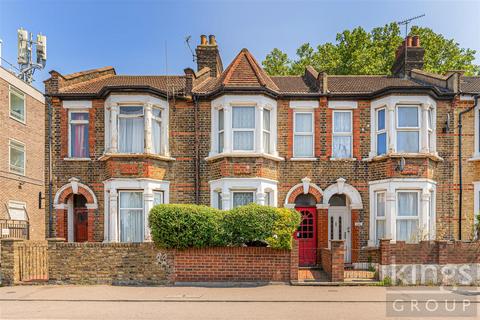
xmin=149 ymin=203 xmax=301 ymax=250
xmin=149 ymin=204 xmax=225 ymax=249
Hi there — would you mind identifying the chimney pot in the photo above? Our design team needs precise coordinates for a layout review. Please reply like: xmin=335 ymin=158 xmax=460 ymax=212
xmin=208 ymin=35 xmax=217 ymax=46
xmin=200 ymin=35 xmax=207 ymax=45
xmin=406 ymin=36 xmax=413 ymax=47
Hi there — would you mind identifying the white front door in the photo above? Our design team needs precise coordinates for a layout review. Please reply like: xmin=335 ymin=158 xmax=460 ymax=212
xmin=328 ymin=206 xmax=351 ymax=263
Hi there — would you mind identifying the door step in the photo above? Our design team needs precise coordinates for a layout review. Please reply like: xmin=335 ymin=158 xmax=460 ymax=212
xmin=344 ymin=269 xmax=376 ymax=280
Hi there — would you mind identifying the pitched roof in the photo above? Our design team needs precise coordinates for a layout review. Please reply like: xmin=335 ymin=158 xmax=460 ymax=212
xmin=460 ymin=76 xmax=480 ymax=93
xmin=193 ymin=48 xmax=279 ymax=94
xmin=327 ymin=75 xmax=425 ymax=94
xmin=270 ymin=76 xmax=316 ymax=94
xmin=58 ymin=75 xmax=187 ymax=96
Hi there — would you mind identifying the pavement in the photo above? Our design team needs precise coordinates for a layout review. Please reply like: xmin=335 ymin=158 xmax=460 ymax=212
xmin=0 ymin=284 xmax=479 ymax=319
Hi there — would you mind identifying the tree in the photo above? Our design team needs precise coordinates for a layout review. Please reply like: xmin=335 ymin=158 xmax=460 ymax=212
xmin=262 ymin=23 xmax=479 ymax=76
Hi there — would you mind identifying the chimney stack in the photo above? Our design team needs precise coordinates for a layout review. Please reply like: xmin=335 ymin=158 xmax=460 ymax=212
xmin=391 ymin=35 xmax=425 ymax=77
xmin=195 ymin=34 xmax=223 ymax=78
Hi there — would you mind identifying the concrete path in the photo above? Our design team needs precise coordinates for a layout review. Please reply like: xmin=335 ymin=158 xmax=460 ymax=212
xmin=0 ymin=285 xmax=478 ymax=319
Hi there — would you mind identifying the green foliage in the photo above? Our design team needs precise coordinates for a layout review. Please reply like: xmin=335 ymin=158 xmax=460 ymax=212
xmin=149 ymin=203 xmax=301 ymax=250
xmin=148 ymin=204 xmax=225 ymax=249
xmin=262 ymin=23 xmax=479 ymax=76
xmin=381 ymin=276 xmax=393 ymax=286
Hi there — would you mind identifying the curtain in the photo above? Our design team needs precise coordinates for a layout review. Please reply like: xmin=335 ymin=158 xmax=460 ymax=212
xmin=263 ymin=109 xmax=270 ymax=131
xmin=233 ymin=132 xmax=254 ymax=150
xmin=398 ymin=106 xmax=419 ymax=127
xmin=119 ymin=192 xmax=144 ymax=243
xmin=233 ymin=192 xmax=254 ymax=208
xmin=263 ymin=132 xmax=270 ymax=153
xmin=376 ymin=192 xmax=386 ymax=217
xmin=294 ymin=136 xmax=313 ymax=157
xmin=333 ymin=136 xmax=351 ymax=158
xmin=295 ymin=113 xmax=312 ymax=133
xmin=153 ymin=192 xmax=163 ymax=205
xmin=152 ymin=119 xmax=161 ymax=154
xmin=396 ymin=220 xmax=418 ymax=242
xmin=397 ymin=131 xmax=419 ymax=153
xmin=233 ymin=107 xmax=255 ymax=128
xmin=119 ymin=117 xmax=144 ymax=153
xmin=334 ymin=112 xmax=351 ymax=132
xmin=397 ymin=192 xmax=418 ymax=242
xmin=71 ymin=123 xmax=88 ymax=157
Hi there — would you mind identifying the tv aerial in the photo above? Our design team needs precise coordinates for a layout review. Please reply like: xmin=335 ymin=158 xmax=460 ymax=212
xmin=185 ymin=35 xmax=196 ymax=63
xmin=397 ymin=14 xmax=425 ymax=37
xmin=17 ymin=28 xmax=47 ymax=84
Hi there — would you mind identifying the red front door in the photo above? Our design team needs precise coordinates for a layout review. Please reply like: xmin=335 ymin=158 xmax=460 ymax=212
xmin=74 ymin=208 xmax=88 ymax=242
xmin=294 ymin=207 xmax=317 ymax=266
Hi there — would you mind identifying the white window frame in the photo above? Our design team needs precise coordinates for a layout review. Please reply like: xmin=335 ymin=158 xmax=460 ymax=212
xmin=232 ymin=190 xmax=256 ymax=208
xmin=7 ymin=201 xmax=28 ymax=221
xmin=395 ymin=190 xmax=420 ymax=243
xmin=474 ymin=182 xmax=480 ymax=235
xmin=374 ymin=191 xmax=386 ymax=244
xmin=104 ymin=95 xmax=170 ymax=157
xmin=9 ymin=139 xmax=26 ymax=176
xmin=209 ymin=177 xmax=278 ymax=210
xmin=474 ymin=106 xmax=480 ymax=159
xmin=332 ymin=110 xmax=353 ymax=159
xmin=368 ymin=178 xmax=436 ymax=246
xmin=376 ymin=108 xmax=387 ymax=155
xmin=396 ymin=105 xmax=421 ymax=153
xmin=68 ymin=110 xmax=90 ymax=158
xmin=293 ymin=111 xmax=315 ymax=158
xmin=118 ymin=190 xmax=145 ymax=243
xmin=209 ymin=95 xmax=279 ymax=159
xmin=263 ymin=108 xmax=271 ymax=154
xmin=153 ymin=190 xmax=164 ymax=205
xmin=369 ymin=95 xmax=437 ymax=158
xmin=151 ymin=106 xmax=163 ymax=155
xmin=9 ymin=85 xmax=26 ymax=123
xmin=118 ymin=105 xmax=145 ymax=153
xmin=218 ymin=108 xmax=224 ymax=153
xmin=232 ymin=106 xmax=256 ymax=152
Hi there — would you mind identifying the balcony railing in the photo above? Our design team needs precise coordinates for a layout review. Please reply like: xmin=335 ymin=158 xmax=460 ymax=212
xmin=0 ymin=219 xmax=29 ymax=239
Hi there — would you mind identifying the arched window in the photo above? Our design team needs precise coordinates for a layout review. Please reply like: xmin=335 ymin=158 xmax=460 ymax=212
xmin=329 ymin=194 xmax=346 ymax=206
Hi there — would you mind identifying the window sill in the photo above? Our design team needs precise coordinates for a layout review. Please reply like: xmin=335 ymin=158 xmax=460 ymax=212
xmin=9 ymin=115 xmax=26 ymax=125
xmin=468 ymin=155 xmax=480 ymax=162
xmin=364 ymin=152 xmax=443 ymax=162
xmin=205 ymin=152 xmax=284 ymax=162
xmin=329 ymin=157 xmax=357 ymax=162
xmin=289 ymin=157 xmax=318 ymax=161
xmin=99 ymin=153 xmax=176 ymax=161
xmin=63 ymin=157 xmax=91 ymax=161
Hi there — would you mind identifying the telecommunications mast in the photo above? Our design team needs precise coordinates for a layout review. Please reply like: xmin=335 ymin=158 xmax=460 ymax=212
xmin=17 ymin=28 xmax=47 ymax=84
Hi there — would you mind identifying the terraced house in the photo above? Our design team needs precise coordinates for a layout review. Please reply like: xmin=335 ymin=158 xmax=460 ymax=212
xmin=44 ymin=35 xmax=480 ymax=268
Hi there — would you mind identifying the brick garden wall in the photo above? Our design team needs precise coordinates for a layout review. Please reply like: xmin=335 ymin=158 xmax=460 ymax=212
xmin=1 ymin=239 xmax=297 ymax=285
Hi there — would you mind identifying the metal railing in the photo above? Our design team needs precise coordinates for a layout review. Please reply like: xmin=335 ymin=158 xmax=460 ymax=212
xmin=0 ymin=219 xmax=29 ymax=239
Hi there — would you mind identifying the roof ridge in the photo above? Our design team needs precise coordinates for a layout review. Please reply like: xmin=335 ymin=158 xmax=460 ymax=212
xmin=62 ymin=66 xmax=115 ymax=80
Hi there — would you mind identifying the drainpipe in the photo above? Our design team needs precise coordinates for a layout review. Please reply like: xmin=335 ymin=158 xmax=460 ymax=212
xmin=47 ymin=97 xmax=54 ymax=238
xmin=193 ymin=94 xmax=200 ymax=204
xmin=458 ymin=94 xmax=479 ymax=240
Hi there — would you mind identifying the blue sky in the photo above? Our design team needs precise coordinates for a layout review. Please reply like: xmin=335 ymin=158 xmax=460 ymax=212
xmin=1 ymin=0 xmax=479 ymax=91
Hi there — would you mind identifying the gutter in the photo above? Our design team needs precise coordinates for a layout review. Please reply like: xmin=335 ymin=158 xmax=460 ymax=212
xmin=457 ymin=94 xmax=479 ymax=240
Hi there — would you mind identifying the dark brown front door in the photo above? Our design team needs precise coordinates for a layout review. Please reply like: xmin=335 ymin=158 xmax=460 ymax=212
xmin=74 ymin=208 xmax=88 ymax=242
xmin=294 ymin=207 xmax=317 ymax=267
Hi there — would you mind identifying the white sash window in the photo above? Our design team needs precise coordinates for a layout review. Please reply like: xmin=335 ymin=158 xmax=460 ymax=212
xmin=119 ymin=106 xmax=144 ymax=153
xmin=119 ymin=191 xmax=144 ymax=243
xmin=332 ymin=110 xmax=352 ymax=158
xmin=232 ymin=106 xmax=255 ymax=151
xmin=375 ymin=191 xmax=386 ymax=244
xmin=396 ymin=191 xmax=419 ymax=242
xmin=294 ymin=112 xmax=314 ymax=157
xmin=396 ymin=106 xmax=420 ymax=153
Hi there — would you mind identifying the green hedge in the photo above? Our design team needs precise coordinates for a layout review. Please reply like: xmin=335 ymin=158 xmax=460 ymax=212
xmin=148 ymin=203 xmax=301 ymax=250
xmin=148 ymin=204 xmax=225 ymax=249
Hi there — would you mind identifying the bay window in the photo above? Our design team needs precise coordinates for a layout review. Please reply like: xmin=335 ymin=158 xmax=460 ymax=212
xmin=210 ymin=177 xmax=278 ymax=210
xmin=9 ymin=86 xmax=25 ymax=123
xmin=69 ymin=111 xmax=89 ymax=158
xmin=370 ymin=96 xmax=437 ymax=157
xmin=396 ymin=106 xmax=420 ymax=153
xmin=294 ymin=112 xmax=314 ymax=158
xmin=105 ymin=95 xmax=169 ymax=157
xmin=153 ymin=190 xmax=164 ymax=205
xmin=119 ymin=191 xmax=144 ymax=243
xmin=368 ymin=178 xmax=436 ymax=246
xmin=332 ymin=110 xmax=352 ymax=158
xmin=232 ymin=106 xmax=255 ymax=151
xmin=396 ymin=191 xmax=419 ymax=242
xmin=9 ymin=139 xmax=25 ymax=175
xmin=119 ymin=106 xmax=144 ymax=153
xmin=209 ymin=95 xmax=278 ymax=158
